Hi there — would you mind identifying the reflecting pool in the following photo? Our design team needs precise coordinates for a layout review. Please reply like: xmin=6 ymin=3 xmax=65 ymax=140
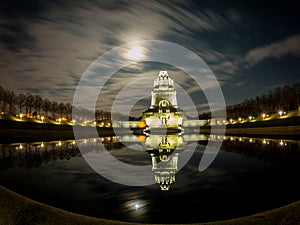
xmin=1 ymin=134 xmax=300 ymax=223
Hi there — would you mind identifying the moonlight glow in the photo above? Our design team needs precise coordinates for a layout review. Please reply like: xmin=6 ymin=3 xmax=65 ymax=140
xmin=127 ymin=45 xmax=145 ymax=61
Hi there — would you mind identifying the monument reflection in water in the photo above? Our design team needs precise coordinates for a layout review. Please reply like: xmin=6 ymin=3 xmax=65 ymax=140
xmin=143 ymin=134 xmax=185 ymax=191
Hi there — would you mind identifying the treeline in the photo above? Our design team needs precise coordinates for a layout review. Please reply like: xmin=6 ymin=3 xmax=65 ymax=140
xmin=0 ymin=86 xmax=111 ymax=121
xmin=199 ymin=83 xmax=300 ymax=119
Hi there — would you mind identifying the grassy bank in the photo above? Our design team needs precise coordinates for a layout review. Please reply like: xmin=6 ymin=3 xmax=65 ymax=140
xmin=1 ymin=185 xmax=300 ymax=225
xmin=199 ymin=116 xmax=300 ymax=136
xmin=225 ymin=116 xmax=300 ymax=129
xmin=0 ymin=120 xmax=134 ymax=143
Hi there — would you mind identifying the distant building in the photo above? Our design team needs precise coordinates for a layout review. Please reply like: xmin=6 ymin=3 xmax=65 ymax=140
xmin=142 ymin=71 xmax=184 ymax=130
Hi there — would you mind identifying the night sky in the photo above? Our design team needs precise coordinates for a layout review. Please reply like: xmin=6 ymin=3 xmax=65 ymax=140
xmin=1 ymin=0 xmax=300 ymax=113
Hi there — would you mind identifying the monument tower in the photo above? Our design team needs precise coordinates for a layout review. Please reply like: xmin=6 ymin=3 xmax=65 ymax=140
xmin=142 ymin=71 xmax=184 ymax=130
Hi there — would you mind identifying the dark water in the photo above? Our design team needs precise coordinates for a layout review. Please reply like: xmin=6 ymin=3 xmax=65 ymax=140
xmin=1 ymin=135 xmax=300 ymax=223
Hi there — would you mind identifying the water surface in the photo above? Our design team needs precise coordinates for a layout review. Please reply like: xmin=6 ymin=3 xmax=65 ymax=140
xmin=1 ymin=135 xmax=300 ymax=223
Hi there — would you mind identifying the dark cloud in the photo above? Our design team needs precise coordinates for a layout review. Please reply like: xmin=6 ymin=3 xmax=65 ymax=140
xmin=0 ymin=0 xmax=48 ymax=17
xmin=0 ymin=22 xmax=36 ymax=51
xmin=0 ymin=0 xmax=299 ymax=108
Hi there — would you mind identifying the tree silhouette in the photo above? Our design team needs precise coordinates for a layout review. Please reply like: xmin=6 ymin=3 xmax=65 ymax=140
xmin=51 ymin=101 xmax=58 ymax=120
xmin=42 ymin=99 xmax=51 ymax=116
xmin=34 ymin=95 xmax=43 ymax=114
xmin=17 ymin=93 xmax=26 ymax=115
xmin=58 ymin=102 xmax=66 ymax=118
xmin=25 ymin=94 xmax=34 ymax=117
xmin=65 ymin=103 xmax=72 ymax=121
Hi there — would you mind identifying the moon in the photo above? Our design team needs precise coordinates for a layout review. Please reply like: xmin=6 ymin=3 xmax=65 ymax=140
xmin=127 ymin=45 xmax=145 ymax=61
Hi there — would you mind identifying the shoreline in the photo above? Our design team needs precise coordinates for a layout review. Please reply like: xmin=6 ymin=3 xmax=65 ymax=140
xmin=1 ymin=125 xmax=300 ymax=142
xmin=200 ymin=125 xmax=300 ymax=136
xmin=1 ymin=184 xmax=300 ymax=225
xmin=0 ymin=118 xmax=300 ymax=143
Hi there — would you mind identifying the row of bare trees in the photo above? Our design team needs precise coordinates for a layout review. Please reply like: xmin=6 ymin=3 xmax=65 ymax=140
xmin=226 ymin=83 xmax=300 ymax=119
xmin=0 ymin=86 xmax=114 ymax=122
xmin=198 ymin=83 xmax=300 ymax=120
xmin=0 ymin=86 xmax=72 ymax=120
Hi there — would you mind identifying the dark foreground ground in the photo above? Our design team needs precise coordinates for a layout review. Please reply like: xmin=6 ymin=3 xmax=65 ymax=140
xmin=1 ymin=185 xmax=300 ymax=225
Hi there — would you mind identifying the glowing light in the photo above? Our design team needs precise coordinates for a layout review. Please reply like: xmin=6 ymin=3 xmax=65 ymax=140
xmin=238 ymin=118 xmax=242 ymax=122
xmin=72 ymin=119 xmax=76 ymax=124
xmin=41 ymin=142 xmax=44 ymax=148
xmin=249 ymin=116 xmax=252 ymax=121
xmin=58 ymin=141 xmax=62 ymax=146
xmin=230 ymin=119 xmax=233 ymax=123
xmin=263 ymin=139 xmax=267 ymax=144
xmin=145 ymin=118 xmax=152 ymax=126
xmin=279 ymin=111 xmax=283 ymax=118
xmin=249 ymin=138 xmax=253 ymax=143
xmin=262 ymin=113 xmax=266 ymax=120
xmin=58 ymin=118 xmax=61 ymax=124
xmin=41 ymin=116 xmax=44 ymax=122
xmin=20 ymin=114 xmax=23 ymax=119
xmin=127 ymin=45 xmax=145 ymax=61
xmin=279 ymin=140 xmax=284 ymax=146
xmin=135 ymin=204 xmax=139 ymax=210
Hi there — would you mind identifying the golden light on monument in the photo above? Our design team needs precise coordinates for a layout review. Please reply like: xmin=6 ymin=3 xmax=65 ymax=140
xmin=142 ymin=71 xmax=184 ymax=132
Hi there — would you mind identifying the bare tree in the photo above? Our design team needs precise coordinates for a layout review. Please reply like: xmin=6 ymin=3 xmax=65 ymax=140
xmin=0 ymin=88 xmax=7 ymax=113
xmin=42 ymin=99 xmax=51 ymax=116
xmin=34 ymin=95 xmax=43 ymax=114
xmin=65 ymin=103 xmax=72 ymax=121
xmin=6 ymin=91 xmax=16 ymax=114
xmin=58 ymin=102 xmax=66 ymax=118
xmin=51 ymin=101 xmax=58 ymax=120
xmin=17 ymin=93 xmax=26 ymax=115
xmin=25 ymin=94 xmax=34 ymax=117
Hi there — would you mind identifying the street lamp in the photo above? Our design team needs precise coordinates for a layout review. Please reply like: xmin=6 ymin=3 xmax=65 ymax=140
xmin=41 ymin=116 xmax=44 ymax=122
xmin=262 ymin=113 xmax=266 ymax=120
xmin=58 ymin=118 xmax=61 ymax=124
xmin=249 ymin=116 xmax=252 ymax=121
xmin=279 ymin=111 xmax=283 ymax=118
xmin=279 ymin=140 xmax=284 ymax=146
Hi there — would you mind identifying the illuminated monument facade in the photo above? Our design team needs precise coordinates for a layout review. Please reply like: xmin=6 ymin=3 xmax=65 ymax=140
xmin=142 ymin=71 xmax=184 ymax=130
